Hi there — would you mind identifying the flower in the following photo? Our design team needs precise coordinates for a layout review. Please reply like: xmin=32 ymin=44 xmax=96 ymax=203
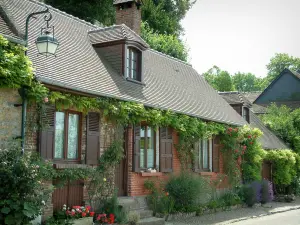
xmin=35 ymin=165 xmax=39 ymax=169
xmin=248 ymin=135 xmax=252 ymax=139
xmin=243 ymin=145 xmax=247 ymax=150
xmin=43 ymin=97 xmax=49 ymax=103
xmin=86 ymin=205 xmax=91 ymax=211
xmin=235 ymin=149 xmax=239 ymax=153
xmin=41 ymin=200 xmax=45 ymax=205
xmin=82 ymin=212 xmax=87 ymax=217
xmin=250 ymin=142 xmax=253 ymax=145
xmin=89 ymin=212 xmax=95 ymax=217
xmin=165 ymin=192 xmax=169 ymax=196
xmin=103 ymin=178 xmax=107 ymax=182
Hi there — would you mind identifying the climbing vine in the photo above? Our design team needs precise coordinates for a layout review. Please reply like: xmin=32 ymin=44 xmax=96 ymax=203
xmin=0 ymin=34 xmax=268 ymax=189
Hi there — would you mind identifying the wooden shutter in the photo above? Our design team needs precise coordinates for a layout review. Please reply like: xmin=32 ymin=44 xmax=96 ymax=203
xmin=86 ymin=112 xmax=100 ymax=165
xmin=39 ymin=106 xmax=55 ymax=160
xmin=160 ymin=127 xmax=173 ymax=172
xmin=133 ymin=124 xmax=141 ymax=172
xmin=212 ymin=136 xmax=220 ymax=172
xmin=193 ymin=141 xmax=200 ymax=172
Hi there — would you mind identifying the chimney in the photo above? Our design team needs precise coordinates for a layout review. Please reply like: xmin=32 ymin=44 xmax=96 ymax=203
xmin=114 ymin=0 xmax=142 ymax=35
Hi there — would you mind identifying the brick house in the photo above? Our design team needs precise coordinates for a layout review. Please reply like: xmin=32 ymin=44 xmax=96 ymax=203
xmin=219 ymin=91 xmax=288 ymax=181
xmin=0 ymin=0 xmax=246 ymax=219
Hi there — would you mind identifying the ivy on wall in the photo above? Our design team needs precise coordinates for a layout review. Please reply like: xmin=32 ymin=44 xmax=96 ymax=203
xmin=0 ymin=34 xmax=267 ymax=187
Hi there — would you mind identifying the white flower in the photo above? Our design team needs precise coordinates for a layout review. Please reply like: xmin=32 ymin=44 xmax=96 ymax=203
xmin=76 ymin=208 xmax=80 ymax=212
xmin=41 ymin=200 xmax=45 ymax=205
xmin=72 ymin=209 xmax=75 ymax=212
xmin=103 ymin=178 xmax=107 ymax=182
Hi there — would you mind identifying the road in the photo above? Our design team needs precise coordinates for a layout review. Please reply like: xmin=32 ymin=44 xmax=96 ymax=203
xmin=232 ymin=209 xmax=300 ymax=225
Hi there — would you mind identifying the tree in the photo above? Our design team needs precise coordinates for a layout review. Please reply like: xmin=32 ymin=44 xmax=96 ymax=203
xmin=142 ymin=0 xmax=195 ymax=36
xmin=266 ymin=53 xmax=300 ymax=83
xmin=203 ymin=66 xmax=234 ymax=91
xmin=262 ymin=104 xmax=300 ymax=153
xmin=45 ymin=0 xmax=115 ymax=25
xmin=232 ymin=72 xmax=263 ymax=92
xmin=141 ymin=22 xmax=188 ymax=61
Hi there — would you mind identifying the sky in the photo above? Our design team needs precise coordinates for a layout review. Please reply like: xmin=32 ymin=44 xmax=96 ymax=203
xmin=181 ymin=0 xmax=300 ymax=77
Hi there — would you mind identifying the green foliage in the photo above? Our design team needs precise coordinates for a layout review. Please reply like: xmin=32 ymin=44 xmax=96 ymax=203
xmin=45 ymin=0 xmax=115 ymax=25
xmin=127 ymin=211 xmax=140 ymax=225
xmin=203 ymin=66 xmax=234 ymax=91
xmin=141 ymin=22 xmax=188 ymax=61
xmin=266 ymin=53 xmax=300 ymax=83
xmin=241 ymin=184 xmax=256 ymax=207
xmin=0 ymin=143 xmax=55 ymax=225
xmin=262 ymin=104 xmax=300 ymax=153
xmin=144 ymin=179 xmax=175 ymax=217
xmin=219 ymin=191 xmax=242 ymax=207
xmin=265 ymin=150 xmax=298 ymax=186
xmin=165 ymin=172 xmax=211 ymax=212
xmin=221 ymin=126 xmax=265 ymax=185
xmin=232 ymin=72 xmax=265 ymax=92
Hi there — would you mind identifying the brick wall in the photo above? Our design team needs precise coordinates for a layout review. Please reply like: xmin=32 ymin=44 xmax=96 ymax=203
xmin=127 ymin=130 xmax=228 ymax=196
xmin=115 ymin=3 xmax=141 ymax=34
xmin=0 ymin=88 xmax=22 ymax=148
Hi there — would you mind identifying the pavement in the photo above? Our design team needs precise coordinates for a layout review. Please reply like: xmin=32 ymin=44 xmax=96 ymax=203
xmin=165 ymin=198 xmax=300 ymax=225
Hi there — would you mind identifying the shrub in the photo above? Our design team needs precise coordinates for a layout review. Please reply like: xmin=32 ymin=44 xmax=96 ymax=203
xmin=165 ymin=172 xmax=211 ymax=212
xmin=220 ymin=191 xmax=242 ymax=206
xmin=0 ymin=143 xmax=54 ymax=225
xmin=242 ymin=183 xmax=258 ymax=207
xmin=127 ymin=211 xmax=140 ymax=225
xmin=261 ymin=179 xmax=274 ymax=204
xmin=291 ymin=177 xmax=300 ymax=196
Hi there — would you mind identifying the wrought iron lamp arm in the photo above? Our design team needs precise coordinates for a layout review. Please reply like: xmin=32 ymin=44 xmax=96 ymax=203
xmin=24 ymin=6 xmax=50 ymax=46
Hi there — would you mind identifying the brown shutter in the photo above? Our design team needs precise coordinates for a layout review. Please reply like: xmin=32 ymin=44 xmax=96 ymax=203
xmin=39 ymin=106 xmax=55 ymax=160
xmin=212 ymin=136 xmax=220 ymax=172
xmin=193 ymin=141 xmax=200 ymax=172
xmin=133 ymin=124 xmax=141 ymax=172
xmin=160 ymin=127 xmax=173 ymax=172
xmin=86 ymin=112 xmax=100 ymax=165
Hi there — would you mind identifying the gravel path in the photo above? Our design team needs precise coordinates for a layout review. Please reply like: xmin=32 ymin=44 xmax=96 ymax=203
xmin=166 ymin=198 xmax=300 ymax=225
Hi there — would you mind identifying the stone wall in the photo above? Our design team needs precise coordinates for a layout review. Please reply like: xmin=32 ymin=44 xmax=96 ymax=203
xmin=0 ymin=88 xmax=22 ymax=148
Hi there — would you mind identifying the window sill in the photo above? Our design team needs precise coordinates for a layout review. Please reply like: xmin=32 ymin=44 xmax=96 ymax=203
xmin=141 ymin=172 xmax=163 ymax=177
xmin=199 ymin=172 xmax=216 ymax=176
xmin=126 ymin=77 xmax=145 ymax=85
xmin=54 ymin=163 xmax=91 ymax=169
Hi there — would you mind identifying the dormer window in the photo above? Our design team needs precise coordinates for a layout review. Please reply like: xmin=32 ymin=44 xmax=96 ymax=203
xmin=243 ymin=107 xmax=250 ymax=123
xmin=126 ymin=47 xmax=142 ymax=82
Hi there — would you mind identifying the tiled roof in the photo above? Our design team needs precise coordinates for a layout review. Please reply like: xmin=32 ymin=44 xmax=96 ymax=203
xmin=0 ymin=15 xmax=17 ymax=38
xmin=242 ymin=91 xmax=267 ymax=114
xmin=249 ymin=111 xmax=287 ymax=150
xmin=88 ymin=24 xmax=149 ymax=49
xmin=219 ymin=92 xmax=252 ymax=106
xmin=0 ymin=0 xmax=246 ymax=126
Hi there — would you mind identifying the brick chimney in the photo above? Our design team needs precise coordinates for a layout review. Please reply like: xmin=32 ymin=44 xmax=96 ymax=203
xmin=114 ymin=0 xmax=142 ymax=35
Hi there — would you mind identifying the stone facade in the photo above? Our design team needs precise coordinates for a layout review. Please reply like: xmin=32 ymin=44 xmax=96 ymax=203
xmin=0 ymin=88 xmax=22 ymax=148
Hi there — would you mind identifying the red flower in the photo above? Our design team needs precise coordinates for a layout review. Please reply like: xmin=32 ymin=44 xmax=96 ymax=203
xmin=89 ymin=212 xmax=95 ymax=217
xmin=86 ymin=205 xmax=91 ymax=211
xmin=73 ymin=206 xmax=81 ymax=209
xmin=71 ymin=211 xmax=75 ymax=216
xmin=243 ymin=145 xmax=247 ymax=150
xmin=235 ymin=149 xmax=239 ymax=153
xmin=248 ymin=135 xmax=252 ymax=139
xmin=109 ymin=214 xmax=115 ymax=224
xmin=250 ymin=142 xmax=253 ymax=145
xmin=165 ymin=192 xmax=169 ymax=196
xmin=82 ymin=212 xmax=86 ymax=217
xmin=228 ymin=127 xmax=233 ymax=132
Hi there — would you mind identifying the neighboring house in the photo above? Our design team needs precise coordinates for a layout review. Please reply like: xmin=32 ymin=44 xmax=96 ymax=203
xmin=254 ymin=68 xmax=300 ymax=110
xmin=0 ymin=0 xmax=246 ymax=219
xmin=219 ymin=91 xmax=287 ymax=180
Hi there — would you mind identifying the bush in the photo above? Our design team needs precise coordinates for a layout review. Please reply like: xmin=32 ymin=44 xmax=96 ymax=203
xmin=220 ymin=191 xmax=242 ymax=206
xmin=261 ymin=179 xmax=274 ymax=204
xmin=165 ymin=172 xmax=211 ymax=212
xmin=0 ymin=143 xmax=54 ymax=225
xmin=127 ymin=211 xmax=140 ymax=225
xmin=242 ymin=184 xmax=257 ymax=207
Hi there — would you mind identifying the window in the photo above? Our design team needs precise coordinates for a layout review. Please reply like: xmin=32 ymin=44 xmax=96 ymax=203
xmin=133 ymin=125 xmax=173 ymax=173
xmin=54 ymin=111 xmax=81 ymax=161
xmin=196 ymin=139 xmax=212 ymax=171
xmin=140 ymin=125 xmax=157 ymax=169
xmin=242 ymin=107 xmax=250 ymax=123
xmin=126 ymin=47 xmax=141 ymax=81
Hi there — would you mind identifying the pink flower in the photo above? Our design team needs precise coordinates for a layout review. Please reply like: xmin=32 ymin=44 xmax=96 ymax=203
xmin=243 ymin=145 xmax=247 ymax=150
xmin=82 ymin=212 xmax=86 ymax=217
xmin=235 ymin=149 xmax=239 ymax=153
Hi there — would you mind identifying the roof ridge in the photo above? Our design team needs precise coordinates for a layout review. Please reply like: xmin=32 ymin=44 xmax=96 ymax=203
xmin=149 ymin=48 xmax=191 ymax=66
xmin=28 ymin=0 xmax=99 ymax=29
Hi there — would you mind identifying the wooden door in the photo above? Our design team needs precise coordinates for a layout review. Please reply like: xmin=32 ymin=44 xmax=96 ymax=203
xmin=53 ymin=180 xmax=84 ymax=211
xmin=262 ymin=161 xmax=272 ymax=181
xmin=115 ymin=159 xmax=126 ymax=196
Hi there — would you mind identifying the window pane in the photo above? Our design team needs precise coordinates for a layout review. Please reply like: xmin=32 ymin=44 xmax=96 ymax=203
xmin=132 ymin=69 xmax=137 ymax=80
xmin=147 ymin=127 xmax=155 ymax=168
xmin=54 ymin=112 xmax=65 ymax=159
xmin=67 ymin=114 xmax=79 ymax=159
xmin=202 ymin=139 xmax=208 ymax=169
xmin=140 ymin=126 xmax=145 ymax=168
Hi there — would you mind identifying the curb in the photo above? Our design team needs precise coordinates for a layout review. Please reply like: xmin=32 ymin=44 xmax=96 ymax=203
xmin=227 ymin=206 xmax=300 ymax=224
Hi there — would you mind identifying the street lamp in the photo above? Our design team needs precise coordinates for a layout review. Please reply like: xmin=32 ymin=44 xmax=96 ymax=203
xmin=20 ymin=6 xmax=59 ymax=153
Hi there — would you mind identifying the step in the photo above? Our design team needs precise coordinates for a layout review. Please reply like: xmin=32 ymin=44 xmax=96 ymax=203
xmin=135 ymin=209 xmax=153 ymax=219
xmin=137 ymin=217 xmax=165 ymax=225
xmin=118 ymin=196 xmax=149 ymax=211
